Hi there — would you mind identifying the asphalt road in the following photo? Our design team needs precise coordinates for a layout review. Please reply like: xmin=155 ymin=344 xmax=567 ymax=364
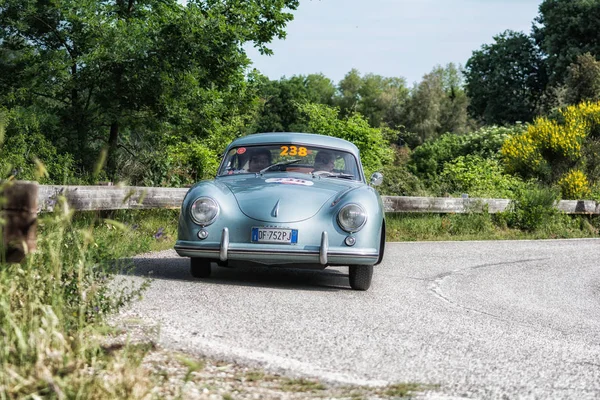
xmin=118 ymin=239 xmax=600 ymax=399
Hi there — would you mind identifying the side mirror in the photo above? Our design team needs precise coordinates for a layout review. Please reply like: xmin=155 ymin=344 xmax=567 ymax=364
xmin=370 ymin=172 xmax=383 ymax=186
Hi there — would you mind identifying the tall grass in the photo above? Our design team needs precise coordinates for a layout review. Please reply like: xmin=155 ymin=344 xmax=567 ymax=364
xmin=386 ymin=212 xmax=599 ymax=242
xmin=0 ymin=194 xmax=178 ymax=398
xmin=386 ymin=186 xmax=599 ymax=241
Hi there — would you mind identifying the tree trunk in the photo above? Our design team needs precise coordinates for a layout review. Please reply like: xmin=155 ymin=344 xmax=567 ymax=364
xmin=107 ymin=121 xmax=119 ymax=180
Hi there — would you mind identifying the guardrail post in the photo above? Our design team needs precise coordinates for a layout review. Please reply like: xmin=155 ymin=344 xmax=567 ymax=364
xmin=1 ymin=181 xmax=38 ymax=263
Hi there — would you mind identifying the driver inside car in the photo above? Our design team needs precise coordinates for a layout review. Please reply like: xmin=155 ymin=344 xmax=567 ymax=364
xmin=247 ymin=148 xmax=272 ymax=172
xmin=313 ymin=150 xmax=335 ymax=172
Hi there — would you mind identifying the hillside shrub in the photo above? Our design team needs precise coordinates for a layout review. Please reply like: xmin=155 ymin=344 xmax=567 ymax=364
xmin=410 ymin=125 xmax=524 ymax=180
xmin=502 ymin=185 xmax=560 ymax=231
xmin=557 ymin=169 xmax=592 ymax=199
xmin=501 ymin=101 xmax=600 ymax=184
xmin=131 ymin=141 xmax=221 ymax=187
xmin=438 ymin=155 xmax=525 ymax=198
xmin=380 ymin=146 xmax=428 ymax=196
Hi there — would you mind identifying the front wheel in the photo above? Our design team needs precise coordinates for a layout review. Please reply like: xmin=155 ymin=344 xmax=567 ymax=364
xmin=190 ymin=258 xmax=211 ymax=278
xmin=348 ymin=265 xmax=373 ymax=291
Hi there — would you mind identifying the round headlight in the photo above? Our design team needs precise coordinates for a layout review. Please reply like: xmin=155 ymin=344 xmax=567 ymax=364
xmin=337 ymin=204 xmax=367 ymax=232
xmin=190 ymin=197 xmax=219 ymax=226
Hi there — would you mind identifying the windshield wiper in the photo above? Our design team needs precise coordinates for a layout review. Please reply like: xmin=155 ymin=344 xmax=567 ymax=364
xmin=259 ymin=159 xmax=301 ymax=174
xmin=312 ymin=171 xmax=355 ymax=179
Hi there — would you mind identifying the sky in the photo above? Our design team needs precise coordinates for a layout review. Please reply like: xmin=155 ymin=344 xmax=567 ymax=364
xmin=245 ymin=0 xmax=543 ymax=86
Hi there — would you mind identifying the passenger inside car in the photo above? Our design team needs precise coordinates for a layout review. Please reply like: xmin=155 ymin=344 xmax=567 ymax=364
xmin=313 ymin=150 xmax=335 ymax=172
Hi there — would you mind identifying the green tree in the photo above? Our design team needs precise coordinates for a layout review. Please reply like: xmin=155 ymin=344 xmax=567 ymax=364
xmin=252 ymin=73 xmax=336 ymax=133
xmin=298 ymin=103 xmax=392 ymax=177
xmin=404 ymin=63 xmax=471 ymax=143
xmin=337 ymin=69 xmax=363 ymax=116
xmin=533 ymin=0 xmax=600 ymax=86
xmin=564 ymin=53 xmax=600 ymax=105
xmin=464 ymin=30 xmax=547 ymax=125
xmin=0 ymin=0 xmax=299 ymax=179
xmin=336 ymin=69 xmax=410 ymax=129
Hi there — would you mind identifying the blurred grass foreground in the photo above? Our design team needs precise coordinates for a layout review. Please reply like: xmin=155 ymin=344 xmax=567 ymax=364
xmin=0 ymin=181 xmax=178 ymax=398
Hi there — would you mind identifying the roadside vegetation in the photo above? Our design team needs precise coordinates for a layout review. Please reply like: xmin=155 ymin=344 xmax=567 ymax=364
xmin=0 ymin=195 xmax=153 ymax=398
xmin=2 ymin=0 xmax=600 ymax=398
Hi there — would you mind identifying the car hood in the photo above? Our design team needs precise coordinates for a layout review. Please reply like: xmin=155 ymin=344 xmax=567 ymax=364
xmin=221 ymin=175 xmax=357 ymax=222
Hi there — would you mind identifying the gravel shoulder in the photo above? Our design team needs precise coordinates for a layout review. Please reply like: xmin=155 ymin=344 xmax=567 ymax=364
xmin=107 ymin=317 xmax=435 ymax=399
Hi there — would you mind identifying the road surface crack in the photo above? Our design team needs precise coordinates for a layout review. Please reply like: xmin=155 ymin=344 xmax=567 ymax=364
xmin=426 ymin=257 xmax=553 ymax=325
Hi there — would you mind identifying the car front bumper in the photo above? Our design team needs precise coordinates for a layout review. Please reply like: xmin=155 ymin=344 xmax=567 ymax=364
xmin=175 ymin=228 xmax=378 ymax=266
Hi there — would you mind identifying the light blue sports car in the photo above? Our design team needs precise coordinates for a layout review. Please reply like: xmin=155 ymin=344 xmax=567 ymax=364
xmin=174 ymin=132 xmax=385 ymax=290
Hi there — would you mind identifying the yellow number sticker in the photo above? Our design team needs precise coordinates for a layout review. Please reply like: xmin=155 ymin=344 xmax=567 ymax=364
xmin=280 ymin=146 xmax=307 ymax=157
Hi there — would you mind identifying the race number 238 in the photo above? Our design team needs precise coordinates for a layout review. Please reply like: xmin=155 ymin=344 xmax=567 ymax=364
xmin=280 ymin=146 xmax=307 ymax=156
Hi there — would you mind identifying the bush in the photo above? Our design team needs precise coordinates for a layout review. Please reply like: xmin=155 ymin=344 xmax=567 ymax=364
xmin=127 ymin=141 xmax=221 ymax=187
xmin=410 ymin=125 xmax=523 ymax=180
xmin=438 ymin=155 xmax=525 ymax=198
xmin=501 ymin=101 xmax=600 ymax=183
xmin=503 ymin=185 xmax=560 ymax=231
xmin=557 ymin=169 xmax=592 ymax=199
xmin=380 ymin=146 xmax=428 ymax=196
xmin=0 ymin=108 xmax=77 ymax=184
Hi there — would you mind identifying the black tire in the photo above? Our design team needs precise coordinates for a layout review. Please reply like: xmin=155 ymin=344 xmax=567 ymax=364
xmin=375 ymin=222 xmax=386 ymax=265
xmin=349 ymin=265 xmax=373 ymax=291
xmin=190 ymin=258 xmax=211 ymax=278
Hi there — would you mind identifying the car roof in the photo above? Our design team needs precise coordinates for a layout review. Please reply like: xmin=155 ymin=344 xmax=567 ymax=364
xmin=228 ymin=132 xmax=360 ymax=156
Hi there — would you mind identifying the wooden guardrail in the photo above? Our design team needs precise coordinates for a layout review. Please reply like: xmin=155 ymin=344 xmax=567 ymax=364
xmin=37 ymin=185 xmax=188 ymax=212
xmin=35 ymin=183 xmax=600 ymax=214
xmin=2 ymin=181 xmax=599 ymax=262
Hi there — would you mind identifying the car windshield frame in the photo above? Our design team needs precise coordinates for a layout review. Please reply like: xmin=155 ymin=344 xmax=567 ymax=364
xmin=217 ymin=143 xmax=363 ymax=182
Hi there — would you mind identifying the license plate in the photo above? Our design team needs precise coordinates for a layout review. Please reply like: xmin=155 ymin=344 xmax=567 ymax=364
xmin=251 ymin=227 xmax=298 ymax=244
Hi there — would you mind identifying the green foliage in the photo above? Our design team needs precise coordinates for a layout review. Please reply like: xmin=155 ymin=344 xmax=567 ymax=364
xmin=135 ymin=140 xmax=221 ymax=187
xmin=113 ymin=81 xmax=260 ymax=186
xmin=379 ymin=146 xmax=427 ymax=196
xmin=410 ymin=125 xmax=523 ymax=180
xmin=299 ymin=103 xmax=393 ymax=177
xmin=336 ymin=69 xmax=410 ymax=129
xmin=0 ymin=0 xmax=299 ymax=179
xmin=503 ymin=185 xmax=560 ymax=231
xmin=386 ymin=212 xmax=598 ymax=242
xmin=438 ymin=155 xmax=525 ymax=198
xmin=465 ymin=30 xmax=547 ymax=124
xmin=564 ymin=53 xmax=600 ymax=105
xmin=501 ymin=101 xmax=600 ymax=188
xmin=534 ymin=0 xmax=600 ymax=86
xmin=404 ymin=63 xmax=472 ymax=143
xmin=252 ymin=73 xmax=336 ymax=133
xmin=0 ymin=107 xmax=77 ymax=183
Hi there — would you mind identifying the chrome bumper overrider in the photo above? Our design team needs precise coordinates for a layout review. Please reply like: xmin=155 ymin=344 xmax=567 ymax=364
xmin=175 ymin=228 xmax=378 ymax=266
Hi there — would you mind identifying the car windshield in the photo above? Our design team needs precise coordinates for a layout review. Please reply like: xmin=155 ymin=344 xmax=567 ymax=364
xmin=218 ymin=144 xmax=361 ymax=181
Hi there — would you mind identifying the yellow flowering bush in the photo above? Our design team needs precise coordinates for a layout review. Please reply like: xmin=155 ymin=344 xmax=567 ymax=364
xmin=501 ymin=101 xmax=600 ymax=183
xmin=558 ymin=170 xmax=591 ymax=200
